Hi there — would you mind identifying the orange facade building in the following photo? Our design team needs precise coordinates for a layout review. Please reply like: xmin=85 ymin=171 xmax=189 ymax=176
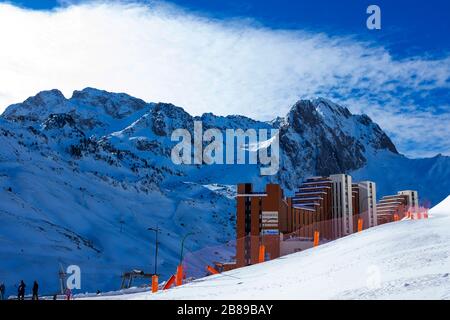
xmin=236 ymin=183 xmax=288 ymax=267
xmin=288 ymin=177 xmax=333 ymax=239
xmin=236 ymin=178 xmax=337 ymax=266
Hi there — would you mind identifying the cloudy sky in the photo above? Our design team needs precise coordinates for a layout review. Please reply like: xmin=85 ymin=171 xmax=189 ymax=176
xmin=0 ymin=0 xmax=449 ymax=158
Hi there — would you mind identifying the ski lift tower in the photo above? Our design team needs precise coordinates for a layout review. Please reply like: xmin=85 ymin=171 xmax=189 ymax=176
xmin=58 ymin=264 xmax=67 ymax=294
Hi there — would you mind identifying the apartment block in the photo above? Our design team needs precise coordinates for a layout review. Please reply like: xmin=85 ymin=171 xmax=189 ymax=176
xmin=398 ymin=190 xmax=419 ymax=209
xmin=290 ymin=176 xmax=333 ymax=237
xmin=329 ymin=174 xmax=354 ymax=237
xmin=376 ymin=194 xmax=408 ymax=224
xmin=376 ymin=190 xmax=419 ymax=224
xmin=280 ymin=177 xmax=334 ymax=254
xmin=234 ymin=175 xmax=386 ymax=267
xmin=357 ymin=181 xmax=377 ymax=228
xmin=235 ymin=183 xmax=287 ymax=267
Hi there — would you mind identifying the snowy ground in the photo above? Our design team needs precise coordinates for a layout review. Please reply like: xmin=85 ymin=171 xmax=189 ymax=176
xmin=85 ymin=195 xmax=450 ymax=300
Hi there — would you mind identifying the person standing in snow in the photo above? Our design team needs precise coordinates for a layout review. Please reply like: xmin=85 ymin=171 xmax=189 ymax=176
xmin=65 ymin=288 xmax=72 ymax=300
xmin=0 ymin=282 xmax=5 ymax=300
xmin=17 ymin=280 xmax=25 ymax=300
xmin=32 ymin=281 xmax=39 ymax=300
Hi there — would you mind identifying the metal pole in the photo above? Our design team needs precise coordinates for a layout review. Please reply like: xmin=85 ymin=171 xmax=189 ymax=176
xmin=155 ymin=227 xmax=158 ymax=275
xmin=179 ymin=232 xmax=194 ymax=265
xmin=148 ymin=226 xmax=160 ymax=275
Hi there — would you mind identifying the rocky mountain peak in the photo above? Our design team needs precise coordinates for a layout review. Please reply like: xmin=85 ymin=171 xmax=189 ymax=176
xmin=70 ymin=87 xmax=148 ymax=119
xmin=0 ymin=88 xmax=403 ymax=182
xmin=2 ymin=89 xmax=68 ymax=122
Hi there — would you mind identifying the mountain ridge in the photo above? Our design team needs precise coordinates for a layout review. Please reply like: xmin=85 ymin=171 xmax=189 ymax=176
xmin=2 ymin=87 xmax=447 ymax=200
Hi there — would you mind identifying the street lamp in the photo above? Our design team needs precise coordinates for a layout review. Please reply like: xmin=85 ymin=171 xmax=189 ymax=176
xmin=179 ymin=232 xmax=195 ymax=265
xmin=147 ymin=226 xmax=160 ymax=275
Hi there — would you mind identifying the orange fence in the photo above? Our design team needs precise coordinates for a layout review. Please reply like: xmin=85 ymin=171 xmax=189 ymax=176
xmin=163 ymin=275 xmax=176 ymax=290
xmin=151 ymin=275 xmax=158 ymax=293
xmin=258 ymin=245 xmax=266 ymax=263
xmin=206 ymin=265 xmax=219 ymax=275
xmin=313 ymin=231 xmax=320 ymax=247
xmin=176 ymin=265 xmax=184 ymax=286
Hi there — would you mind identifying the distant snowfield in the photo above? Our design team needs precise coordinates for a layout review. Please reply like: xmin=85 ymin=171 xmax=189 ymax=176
xmin=87 ymin=195 xmax=450 ymax=300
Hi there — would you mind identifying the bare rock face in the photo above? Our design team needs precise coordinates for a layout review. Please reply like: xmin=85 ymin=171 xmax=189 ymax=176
xmin=273 ymin=98 xmax=398 ymax=189
xmin=42 ymin=113 xmax=77 ymax=130
xmin=149 ymin=102 xmax=193 ymax=137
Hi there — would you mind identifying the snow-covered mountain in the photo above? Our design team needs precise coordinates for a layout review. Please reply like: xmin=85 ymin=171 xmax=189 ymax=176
xmin=0 ymin=88 xmax=449 ymax=295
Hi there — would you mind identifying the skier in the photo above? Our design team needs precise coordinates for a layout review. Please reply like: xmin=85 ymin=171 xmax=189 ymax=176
xmin=32 ymin=281 xmax=39 ymax=300
xmin=17 ymin=280 xmax=25 ymax=300
xmin=0 ymin=282 xmax=5 ymax=300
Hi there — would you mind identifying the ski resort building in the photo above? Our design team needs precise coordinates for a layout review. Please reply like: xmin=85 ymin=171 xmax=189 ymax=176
xmin=289 ymin=176 xmax=333 ymax=232
xmin=282 ymin=176 xmax=334 ymax=254
xmin=329 ymin=174 xmax=354 ymax=237
xmin=398 ymin=190 xmax=419 ymax=209
xmin=230 ymin=174 xmax=420 ymax=271
xmin=352 ymin=181 xmax=377 ymax=230
xmin=376 ymin=190 xmax=419 ymax=224
xmin=235 ymin=183 xmax=288 ymax=267
xmin=233 ymin=174 xmax=382 ymax=268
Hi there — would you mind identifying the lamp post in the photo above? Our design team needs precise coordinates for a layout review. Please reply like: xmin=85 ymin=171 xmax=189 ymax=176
xmin=147 ymin=226 xmax=160 ymax=275
xmin=179 ymin=232 xmax=195 ymax=265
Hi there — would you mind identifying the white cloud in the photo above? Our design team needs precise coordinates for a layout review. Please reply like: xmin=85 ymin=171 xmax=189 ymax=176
xmin=0 ymin=1 xmax=449 ymax=157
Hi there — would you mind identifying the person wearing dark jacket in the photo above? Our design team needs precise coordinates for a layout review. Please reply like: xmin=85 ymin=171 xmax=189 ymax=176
xmin=32 ymin=281 xmax=39 ymax=300
xmin=17 ymin=280 xmax=25 ymax=300
xmin=0 ymin=282 xmax=5 ymax=300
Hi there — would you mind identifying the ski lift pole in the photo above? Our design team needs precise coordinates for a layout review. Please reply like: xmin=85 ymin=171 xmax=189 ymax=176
xmin=147 ymin=225 xmax=161 ymax=275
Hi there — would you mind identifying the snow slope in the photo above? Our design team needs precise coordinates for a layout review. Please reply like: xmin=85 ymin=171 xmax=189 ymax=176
xmin=352 ymin=151 xmax=450 ymax=206
xmin=94 ymin=196 xmax=450 ymax=300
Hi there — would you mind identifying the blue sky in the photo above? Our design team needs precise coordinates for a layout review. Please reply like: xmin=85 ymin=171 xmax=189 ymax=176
xmin=7 ymin=0 xmax=450 ymax=57
xmin=0 ymin=0 xmax=449 ymax=157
